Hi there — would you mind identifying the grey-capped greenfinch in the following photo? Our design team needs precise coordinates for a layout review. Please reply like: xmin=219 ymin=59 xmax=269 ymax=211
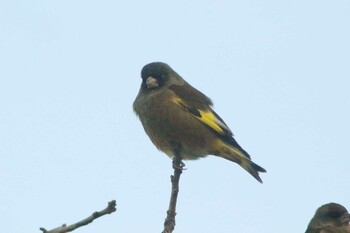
xmin=133 ymin=62 xmax=266 ymax=183
xmin=305 ymin=203 xmax=350 ymax=233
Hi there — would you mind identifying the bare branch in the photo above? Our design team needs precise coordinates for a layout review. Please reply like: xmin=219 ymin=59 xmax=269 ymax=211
xmin=162 ymin=144 xmax=184 ymax=233
xmin=40 ymin=200 xmax=117 ymax=233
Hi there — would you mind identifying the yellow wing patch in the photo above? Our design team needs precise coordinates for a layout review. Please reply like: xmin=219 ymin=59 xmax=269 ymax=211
xmin=172 ymin=96 xmax=231 ymax=136
xmin=196 ymin=110 xmax=224 ymax=134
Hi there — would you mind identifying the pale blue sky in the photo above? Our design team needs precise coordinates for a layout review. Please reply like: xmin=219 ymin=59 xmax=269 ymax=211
xmin=1 ymin=1 xmax=349 ymax=233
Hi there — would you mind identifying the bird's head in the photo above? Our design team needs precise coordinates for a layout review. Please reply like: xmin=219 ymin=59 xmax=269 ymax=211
xmin=140 ymin=62 xmax=185 ymax=91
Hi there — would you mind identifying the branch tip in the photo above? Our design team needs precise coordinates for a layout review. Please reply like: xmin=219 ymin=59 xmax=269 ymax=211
xmin=39 ymin=200 xmax=117 ymax=233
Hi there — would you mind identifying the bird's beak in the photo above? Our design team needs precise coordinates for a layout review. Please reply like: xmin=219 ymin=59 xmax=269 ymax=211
xmin=146 ymin=76 xmax=159 ymax=88
xmin=342 ymin=213 xmax=350 ymax=224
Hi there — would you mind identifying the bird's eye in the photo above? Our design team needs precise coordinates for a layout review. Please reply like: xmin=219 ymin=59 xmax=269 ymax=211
xmin=328 ymin=211 xmax=342 ymax=219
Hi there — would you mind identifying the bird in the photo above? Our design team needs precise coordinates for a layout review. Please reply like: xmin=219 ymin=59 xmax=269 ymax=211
xmin=133 ymin=62 xmax=266 ymax=183
xmin=305 ymin=203 xmax=350 ymax=233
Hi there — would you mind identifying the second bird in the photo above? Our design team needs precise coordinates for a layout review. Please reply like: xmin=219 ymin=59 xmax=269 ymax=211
xmin=133 ymin=62 xmax=266 ymax=183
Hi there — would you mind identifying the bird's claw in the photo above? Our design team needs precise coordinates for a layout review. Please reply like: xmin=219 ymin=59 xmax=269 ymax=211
xmin=172 ymin=160 xmax=186 ymax=170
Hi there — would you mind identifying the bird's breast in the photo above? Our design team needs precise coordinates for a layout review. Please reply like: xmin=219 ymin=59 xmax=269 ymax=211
xmin=134 ymin=90 xmax=215 ymax=159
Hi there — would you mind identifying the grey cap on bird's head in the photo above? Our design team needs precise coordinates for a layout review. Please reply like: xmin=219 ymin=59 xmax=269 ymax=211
xmin=315 ymin=203 xmax=349 ymax=219
xmin=141 ymin=62 xmax=172 ymax=80
xmin=141 ymin=62 xmax=185 ymax=87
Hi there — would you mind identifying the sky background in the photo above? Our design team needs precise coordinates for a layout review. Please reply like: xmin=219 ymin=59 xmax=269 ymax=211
xmin=1 ymin=1 xmax=349 ymax=233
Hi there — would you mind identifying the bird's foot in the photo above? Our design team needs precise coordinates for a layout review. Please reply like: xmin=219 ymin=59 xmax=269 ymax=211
xmin=172 ymin=159 xmax=186 ymax=170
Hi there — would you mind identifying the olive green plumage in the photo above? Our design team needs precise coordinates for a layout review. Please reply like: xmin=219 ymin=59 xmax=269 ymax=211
xmin=133 ymin=62 xmax=266 ymax=183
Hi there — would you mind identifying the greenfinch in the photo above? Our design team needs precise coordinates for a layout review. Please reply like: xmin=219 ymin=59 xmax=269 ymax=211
xmin=133 ymin=62 xmax=266 ymax=183
xmin=305 ymin=203 xmax=350 ymax=233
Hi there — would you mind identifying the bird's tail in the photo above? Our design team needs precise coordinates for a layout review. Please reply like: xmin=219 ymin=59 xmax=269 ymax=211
xmin=213 ymin=139 xmax=266 ymax=183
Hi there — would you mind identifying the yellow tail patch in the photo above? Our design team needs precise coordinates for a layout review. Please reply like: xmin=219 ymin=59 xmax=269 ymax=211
xmin=213 ymin=139 xmax=246 ymax=161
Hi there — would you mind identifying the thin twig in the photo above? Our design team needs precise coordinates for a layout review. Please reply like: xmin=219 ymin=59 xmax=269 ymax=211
xmin=162 ymin=145 xmax=184 ymax=233
xmin=40 ymin=200 xmax=117 ymax=233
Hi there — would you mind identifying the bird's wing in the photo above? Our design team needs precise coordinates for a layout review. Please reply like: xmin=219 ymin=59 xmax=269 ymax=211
xmin=169 ymin=84 xmax=233 ymax=138
xmin=168 ymin=83 xmax=213 ymax=108
xmin=169 ymin=83 xmax=253 ymax=160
